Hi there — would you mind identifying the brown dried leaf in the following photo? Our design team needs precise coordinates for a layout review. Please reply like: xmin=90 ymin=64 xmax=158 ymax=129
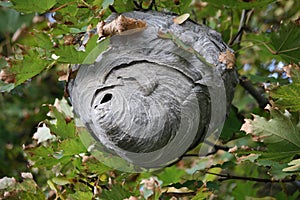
xmin=63 ymin=35 xmax=75 ymax=45
xmin=283 ymin=63 xmax=300 ymax=78
xmin=218 ymin=49 xmax=236 ymax=69
xmin=236 ymin=153 xmax=259 ymax=163
xmin=240 ymin=118 xmax=253 ymax=134
xmin=295 ymin=16 xmax=300 ymax=26
xmin=173 ymin=13 xmax=190 ymax=25
xmin=0 ymin=68 xmax=15 ymax=83
xmin=97 ymin=15 xmax=147 ymax=38
xmin=194 ymin=1 xmax=208 ymax=10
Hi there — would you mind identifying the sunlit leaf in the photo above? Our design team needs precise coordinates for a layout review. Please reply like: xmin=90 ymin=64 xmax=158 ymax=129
xmin=0 ymin=177 xmax=16 ymax=190
xmin=173 ymin=13 xmax=190 ymax=24
xmin=68 ymin=190 xmax=93 ymax=200
xmin=282 ymin=158 xmax=300 ymax=172
xmin=157 ymin=166 xmax=186 ymax=186
xmin=11 ymin=0 xmax=57 ymax=13
xmin=102 ymin=0 xmax=114 ymax=9
xmin=32 ymin=123 xmax=56 ymax=144
xmin=52 ymin=177 xmax=71 ymax=185
xmin=191 ymin=186 xmax=211 ymax=200
xmin=55 ymin=36 xmax=110 ymax=64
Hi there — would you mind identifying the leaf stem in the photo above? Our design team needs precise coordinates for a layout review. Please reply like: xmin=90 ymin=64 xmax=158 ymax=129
xmin=49 ymin=2 xmax=77 ymax=13
xmin=240 ymin=39 xmax=277 ymax=55
xmin=205 ymin=171 xmax=296 ymax=183
xmin=278 ymin=46 xmax=300 ymax=54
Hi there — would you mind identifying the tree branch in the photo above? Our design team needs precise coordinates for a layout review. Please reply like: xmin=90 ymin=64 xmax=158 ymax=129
xmin=181 ymin=143 xmax=230 ymax=158
xmin=205 ymin=171 xmax=296 ymax=183
xmin=239 ymin=76 xmax=269 ymax=109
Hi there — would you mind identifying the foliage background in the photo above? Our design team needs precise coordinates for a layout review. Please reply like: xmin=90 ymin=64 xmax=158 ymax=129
xmin=0 ymin=0 xmax=300 ymax=199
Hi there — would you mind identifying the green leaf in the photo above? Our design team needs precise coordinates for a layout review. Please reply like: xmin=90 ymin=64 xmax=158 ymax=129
xmin=55 ymin=45 xmax=88 ymax=64
xmin=46 ymin=106 xmax=75 ymax=139
xmin=270 ymin=23 xmax=300 ymax=63
xmin=113 ymin=0 xmax=135 ymax=12
xmin=268 ymin=162 xmax=290 ymax=179
xmin=208 ymin=0 xmax=276 ymax=9
xmin=102 ymin=0 xmax=114 ymax=9
xmin=83 ymin=37 xmax=110 ymax=64
xmin=0 ymin=81 xmax=15 ymax=92
xmin=242 ymin=109 xmax=300 ymax=161
xmin=191 ymin=187 xmax=211 ymax=200
xmin=271 ymin=68 xmax=300 ymax=112
xmin=18 ymin=31 xmax=53 ymax=50
xmin=83 ymin=157 xmax=111 ymax=174
xmin=0 ymin=8 xmax=34 ymax=34
xmin=232 ymin=181 xmax=258 ymax=199
xmin=271 ymin=83 xmax=300 ymax=112
xmin=26 ymin=145 xmax=62 ymax=168
xmin=10 ymin=49 xmax=53 ymax=86
xmin=55 ymin=36 xmax=110 ymax=64
xmin=100 ymin=184 xmax=131 ymax=200
xmin=52 ymin=177 xmax=71 ymax=185
xmin=0 ymin=1 xmax=13 ymax=7
xmin=220 ymin=106 xmax=243 ymax=141
xmin=59 ymin=137 xmax=87 ymax=156
xmin=11 ymin=0 xmax=57 ymax=14
xmin=157 ymin=166 xmax=186 ymax=186
xmin=68 ymin=191 xmax=93 ymax=200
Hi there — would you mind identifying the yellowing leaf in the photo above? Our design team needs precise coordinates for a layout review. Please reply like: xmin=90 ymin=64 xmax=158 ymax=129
xmin=282 ymin=158 xmax=300 ymax=172
xmin=203 ymin=167 xmax=222 ymax=182
xmin=173 ymin=13 xmax=190 ymax=25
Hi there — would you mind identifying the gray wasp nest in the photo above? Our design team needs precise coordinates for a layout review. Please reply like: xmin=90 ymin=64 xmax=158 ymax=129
xmin=69 ymin=11 xmax=238 ymax=168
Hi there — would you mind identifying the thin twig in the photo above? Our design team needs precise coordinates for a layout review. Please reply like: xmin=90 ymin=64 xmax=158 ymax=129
xmin=229 ymin=9 xmax=254 ymax=47
xmin=163 ymin=191 xmax=196 ymax=198
xmin=239 ymin=76 xmax=269 ymax=109
xmin=109 ymin=5 xmax=118 ymax=13
xmin=205 ymin=171 xmax=296 ymax=183
xmin=181 ymin=143 xmax=230 ymax=158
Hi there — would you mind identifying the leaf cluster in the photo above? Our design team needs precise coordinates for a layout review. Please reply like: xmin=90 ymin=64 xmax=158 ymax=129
xmin=1 ymin=0 xmax=300 ymax=199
